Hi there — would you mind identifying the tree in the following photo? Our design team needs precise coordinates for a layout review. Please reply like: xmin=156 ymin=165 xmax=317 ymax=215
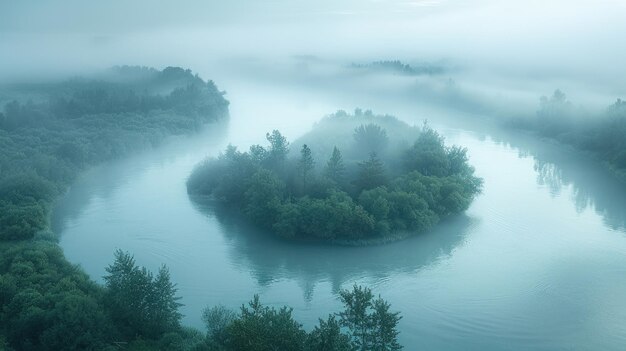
xmin=103 ymin=250 xmax=183 ymax=340
xmin=150 ymin=266 xmax=183 ymax=334
xmin=370 ymin=297 xmax=402 ymax=351
xmin=266 ymin=130 xmax=290 ymax=172
xmin=249 ymin=144 xmax=268 ymax=163
xmin=355 ymin=153 xmax=387 ymax=193
xmin=306 ymin=315 xmax=352 ymax=351
xmin=324 ymin=147 xmax=345 ymax=184
xmin=202 ymin=305 xmax=236 ymax=345
xmin=295 ymin=191 xmax=375 ymax=240
xmin=338 ymin=285 xmax=402 ymax=351
xmin=243 ymin=169 xmax=285 ymax=229
xmin=225 ymin=295 xmax=306 ymax=351
xmin=298 ymin=144 xmax=315 ymax=191
xmin=403 ymin=126 xmax=450 ymax=177
xmin=338 ymin=285 xmax=374 ymax=350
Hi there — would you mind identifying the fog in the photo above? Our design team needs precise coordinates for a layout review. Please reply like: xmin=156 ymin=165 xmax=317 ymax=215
xmin=2 ymin=0 xmax=626 ymax=100
xmin=3 ymin=1 xmax=626 ymax=350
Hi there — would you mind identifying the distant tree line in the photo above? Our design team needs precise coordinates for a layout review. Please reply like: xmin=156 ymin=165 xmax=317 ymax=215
xmin=350 ymin=60 xmax=445 ymax=76
xmin=509 ymin=90 xmax=626 ymax=180
xmin=188 ymin=111 xmax=482 ymax=243
xmin=0 ymin=66 xmax=229 ymax=241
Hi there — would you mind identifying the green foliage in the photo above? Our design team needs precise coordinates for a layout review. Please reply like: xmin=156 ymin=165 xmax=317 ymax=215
xmin=201 ymin=286 xmax=401 ymax=351
xmin=403 ymin=125 xmax=450 ymax=177
xmin=355 ymin=152 xmax=387 ymax=193
xmin=338 ymin=285 xmax=374 ymax=349
xmin=513 ymin=92 xmax=626 ymax=175
xmin=243 ymin=170 xmax=285 ymax=228
xmin=298 ymin=144 xmax=315 ymax=191
xmin=266 ymin=130 xmax=290 ymax=173
xmin=285 ymin=191 xmax=375 ymax=240
xmin=0 ymin=66 xmax=227 ymax=348
xmin=324 ymin=146 xmax=346 ymax=185
xmin=0 ymin=66 xmax=229 ymax=241
xmin=370 ymin=298 xmax=402 ymax=351
xmin=338 ymin=285 xmax=402 ymax=351
xmin=202 ymin=305 xmax=237 ymax=345
xmin=0 ymin=245 xmax=205 ymax=351
xmin=224 ymin=295 xmax=307 ymax=351
xmin=103 ymin=250 xmax=183 ymax=340
xmin=0 ymin=242 xmax=113 ymax=350
xmin=189 ymin=111 xmax=482 ymax=243
xmin=306 ymin=315 xmax=352 ymax=351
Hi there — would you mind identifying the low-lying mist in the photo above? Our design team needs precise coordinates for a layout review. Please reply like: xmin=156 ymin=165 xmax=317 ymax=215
xmin=2 ymin=0 xmax=625 ymax=101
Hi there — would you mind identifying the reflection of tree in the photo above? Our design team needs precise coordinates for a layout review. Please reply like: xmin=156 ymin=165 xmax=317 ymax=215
xmin=534 ymin=161 xmax=563 ymax=196
xmin=190 ymin=197 xmax=472 ymax=301
xmin=490 ymin=130 xmax=626 ymax=232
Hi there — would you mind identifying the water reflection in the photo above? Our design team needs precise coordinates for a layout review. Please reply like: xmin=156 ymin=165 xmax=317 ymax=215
xmin=52 ymin=120 xmax=229 ymax=234
xmin=189 ymin=198 xmax=474 ymax=299
xmin=254 ymin=65 xmax=626 ymax=234
xmin=484 ymin=130 xmax=626 ymax=232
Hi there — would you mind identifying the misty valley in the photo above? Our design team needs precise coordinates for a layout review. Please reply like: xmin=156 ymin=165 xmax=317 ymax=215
xmin=2 ymin=2 xmax=626 ymax=350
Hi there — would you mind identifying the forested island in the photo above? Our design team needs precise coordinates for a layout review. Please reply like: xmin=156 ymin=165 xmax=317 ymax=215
xmin=188 ymin=110 xmax=482 ymax=244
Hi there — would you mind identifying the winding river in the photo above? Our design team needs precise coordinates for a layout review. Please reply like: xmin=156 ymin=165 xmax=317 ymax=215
xmin=52 ymin=77 xmax=626 ymax=350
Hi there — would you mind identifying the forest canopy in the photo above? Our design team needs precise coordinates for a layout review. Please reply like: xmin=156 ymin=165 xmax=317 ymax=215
xmin=187 ymin=110 xmax=482 ymax=243
xmin=0 ymin=66 xmax=229 ymax=241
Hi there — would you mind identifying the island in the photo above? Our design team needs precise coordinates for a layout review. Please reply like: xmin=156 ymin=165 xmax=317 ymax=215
xmin=187 ymin=109 xmax=483 ymax=244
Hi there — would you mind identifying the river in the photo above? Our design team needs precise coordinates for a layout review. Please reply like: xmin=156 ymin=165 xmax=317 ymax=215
xmin=52 ymin=75 xmax=626 ymax=350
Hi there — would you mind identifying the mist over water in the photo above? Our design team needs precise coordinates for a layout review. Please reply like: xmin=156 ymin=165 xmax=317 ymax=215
xmin=4 ymin=0 xmax=626 ymax=349
xmin=51 ymin=75 xmax=626 ymax=349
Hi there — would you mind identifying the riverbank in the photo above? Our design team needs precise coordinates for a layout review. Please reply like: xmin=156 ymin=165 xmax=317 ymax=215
xmin=0 ymin=67 xmax=230 ymax=349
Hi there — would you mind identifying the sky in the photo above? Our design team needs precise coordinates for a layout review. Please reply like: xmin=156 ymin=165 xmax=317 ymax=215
xmin=1 ymin=0 xmax=625 ymax=96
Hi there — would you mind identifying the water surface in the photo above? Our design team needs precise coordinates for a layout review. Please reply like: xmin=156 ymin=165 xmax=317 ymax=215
xmin=54 ymin=78 xmax=626 ymax=350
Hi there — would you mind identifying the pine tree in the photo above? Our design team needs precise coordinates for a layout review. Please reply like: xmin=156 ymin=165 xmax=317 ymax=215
xmin=324 ymin=146 xmax=345 ymax=184
xmin=355 ymin=152 xmax=387 ymax=192
xmin=150 ymin=265 xmax=183 ymax=334
xmin=298 ymin=144 xmax=315 ymax=191
xmin=266 ymin=130 xmax=290 ymax=172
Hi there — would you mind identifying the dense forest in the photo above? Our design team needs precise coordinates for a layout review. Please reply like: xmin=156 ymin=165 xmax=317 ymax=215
xmin=0 ymin=246 xmax=403 ymax=350
xmin=187 ymin=110 xmax=482 ymax=243
xmin=508 ymin=91 xmax=626 ymax=182
xmin=0 ymin=66 xmax=232 ymax=350
xmin=0 ymin=66 xmax=229 ymax=240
